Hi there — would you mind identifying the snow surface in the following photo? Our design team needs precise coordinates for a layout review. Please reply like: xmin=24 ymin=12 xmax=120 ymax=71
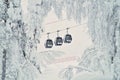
xmin=0 ymin=0 xmax=120 ymax=80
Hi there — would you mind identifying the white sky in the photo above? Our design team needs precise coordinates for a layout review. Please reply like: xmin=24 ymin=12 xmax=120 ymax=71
xmin=40 ymin=9 xmax=93 ymax=59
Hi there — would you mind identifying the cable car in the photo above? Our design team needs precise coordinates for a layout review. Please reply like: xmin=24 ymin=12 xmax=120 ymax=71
xmin=64 ymin=34 xmax=72 ymax=43
xmin=45 ymin=39 xmax=53 ymax=48
xmin=55 ymin=37 xmax=63 ymax=46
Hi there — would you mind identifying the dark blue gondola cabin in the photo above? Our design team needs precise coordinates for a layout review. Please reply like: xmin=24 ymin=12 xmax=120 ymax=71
xmin=55 ymin=37 xmax=63 ymax=46
xmin=45 ymin=39 xmax=53 ymax=48
xmin=64 ymin=34 xmax=72 ymax=43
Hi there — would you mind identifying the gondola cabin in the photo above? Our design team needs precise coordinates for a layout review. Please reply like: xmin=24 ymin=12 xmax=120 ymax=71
xmin=55 ymin=37 xmax=63 ymax=46
xmin=64 ymin=34 xmax=72 ymax=43
xmin=45 ymin=39 xmax=53 ymax=48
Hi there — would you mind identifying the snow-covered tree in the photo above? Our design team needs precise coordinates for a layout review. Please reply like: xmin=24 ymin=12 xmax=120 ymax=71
xmin=0 ymin=0 xmax=120 ymax=80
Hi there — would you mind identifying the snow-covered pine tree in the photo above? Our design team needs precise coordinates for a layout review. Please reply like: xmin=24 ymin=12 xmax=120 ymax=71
xmin=0 ymin=0 xmax=120 ymax=80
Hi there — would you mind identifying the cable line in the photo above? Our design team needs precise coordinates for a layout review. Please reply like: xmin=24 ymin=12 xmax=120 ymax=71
xmin=42 ymin=22 xmax=87 ymax=36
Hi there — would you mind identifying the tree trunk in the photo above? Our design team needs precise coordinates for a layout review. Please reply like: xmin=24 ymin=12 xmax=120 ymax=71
xmin=1 ymin=49 xmax=7 ymax=80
